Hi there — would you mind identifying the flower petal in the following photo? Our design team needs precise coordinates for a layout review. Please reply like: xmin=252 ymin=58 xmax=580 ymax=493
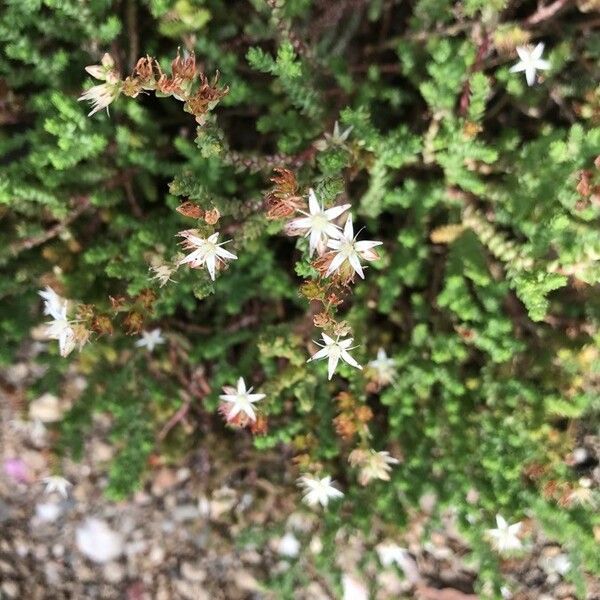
xmin=327 ymin=352 xmax=339 ymax=380
xmin=321 ymin=333 xmax=335 ymax=345
xmin=237 ymin=377 xmax=246 ymax=394
xmin=532 ymin=42 xmax=545 ymax=60
xmin=215 ymin=246 xmax=237 ymax=260
xmin=348 ymin=252 xmax=365 ymax=279
xmin=308 ymin=189 xmax=320 ymax=215
xmin=323 ymin=203 xmax=351 ymax=220
xmin=325 ymin=252 xmax=347 ymax=277
xmin=343 ymin=214 xmax=354 ymax=239
xmin=205 ymin=253 xmax=216 ymax=280
xmin=308 ymin=347 xmax=329 ymax=361
xmin=355 ymin=240 xmax=382 ymax=252
xmin=341 ymin=349 xmax=362 ymax=370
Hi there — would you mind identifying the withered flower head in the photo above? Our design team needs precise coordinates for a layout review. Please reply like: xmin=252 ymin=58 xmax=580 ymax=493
xmin=184 ymin=72 xmax=229 ymax=124
xmin=333 ymin=413 xmax=357 ymax=439
xmin=123 ymin=311 xmax=144 ymax=335
xmin=156 ymin=74 xmax=185 ymax=100
xmin=176 ymin=201 xmax=205 ymax=219
xmin=336 ymin=391 xmax=355 ymax=411
xmin=121 ymin=76 xmax=143 ymax=98
xmin=271 ymin=167 xmax=298 ymax=196
xmin=264 ymin=168 xmax=304 ymax=219
xmin=134 ymin=56 xmax=155 ymax=83
xmin=313 ymin=311 xmax=334 ymax=329
xmin=171 ymin=49 xmax=197 ymax=81
xmin=91 ymin=314 xmax=114 ymax=336
xmin=204 ymin=207 xmax=221 ymax=225
xmin=109 ymin=295 xmax=127 ymax=311
xmin=136 ymin=288 xmax=157 ymax=310
xmin=72 ymin=323 xmax=92 ymax=351
xmin=75 ymin=303 xmax=95 ymax=321
xmin=250 ymin=415 xmax=268 ymax=435
xmin=355 ymin=405 xmax=373 ymax=423
xmin=348 ymin=449 xmax=399 ymax=486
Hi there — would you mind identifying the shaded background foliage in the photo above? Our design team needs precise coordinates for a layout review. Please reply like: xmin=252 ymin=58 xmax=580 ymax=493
xmin=1 ymin=0 xmax=599 ymax=596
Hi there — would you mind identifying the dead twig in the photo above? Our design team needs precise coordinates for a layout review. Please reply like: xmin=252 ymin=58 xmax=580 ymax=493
xmin=158 ymin=391 xmax=192 ymax=441
xmin=8 ymin=196 xmax=90 ymax=256
xmin=525 ymin=0 xmax=574 ymax=26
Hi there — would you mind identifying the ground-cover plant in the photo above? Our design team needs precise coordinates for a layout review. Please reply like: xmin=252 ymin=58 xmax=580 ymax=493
xmin=1 ymin=0 xmax=599 ymax=596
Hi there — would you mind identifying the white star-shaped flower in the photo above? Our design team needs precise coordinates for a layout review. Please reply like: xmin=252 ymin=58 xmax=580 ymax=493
xmin=326 ymin=215 xmax=382 ymax=279
xmin=297 ymin=474 xmax=344 ymax=508
xmin=287 ymin=189 xmax=350 ymax=256
xmin=178 ymin=231 xmax=237 ymax=281
xmin=79 ymin=53 xmax=122 ymax=116
xmin=44 ymin=306 xmax=77 ymax=357
xmin=487 ymin=514 xmax=522 ymax=553
xmin=38 ymin=286 xmax=67 ymax=320
xmin=38 ymin=286 xmax=79 ymax=357
xmin=79 ymin=83 xmax=122 ymax=116
xmin=509 ymin=43 xmax=550 ymax=86
xmin=219 ymin=377 xmax=265 ymax=422
xmin=42 ymin=476 xmax=72 ymax=498
xmin=307 ymin=333 xmax=362 ymax=380
xmin=368 ymin=348 xmax=397 ymax=386
xmin=135 ymin=328 xmax=165 ymax=352
xmin=329 ymin=121 xmax=353 ymax=145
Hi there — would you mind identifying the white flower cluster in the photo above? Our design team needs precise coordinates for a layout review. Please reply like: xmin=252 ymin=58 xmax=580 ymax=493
xmin=287 ymin=188 xmax=382 ymax=279
xmin=280 ymin=188 xmax=382 ymax=380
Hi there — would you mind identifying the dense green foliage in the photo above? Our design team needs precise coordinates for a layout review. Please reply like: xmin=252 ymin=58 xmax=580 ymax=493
xmin=2 ymin=0 xmax=599 ymax=596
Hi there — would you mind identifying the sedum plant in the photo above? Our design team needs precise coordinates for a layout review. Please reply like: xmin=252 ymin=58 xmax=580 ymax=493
xmin=2 ymin=0 xmax=599 ymax=596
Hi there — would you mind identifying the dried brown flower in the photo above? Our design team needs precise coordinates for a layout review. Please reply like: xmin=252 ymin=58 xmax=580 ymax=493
xmin=109 ymin=295 xmax=127 ymax=311
xmin=156 ymin=74 xmax=185 ymax=99
xmin=250 ymin=415 xmax=268 ymax=435
xmin=176 ymin=201 xmax=205 ymax=219
xmin=334 ymin=413 xmax=357 ymax=439
xmin=355 ymin=405 xmax=373 ymax=423
xmin=123 ymin=311 xmax=144 ymax=335
xmin=264 ymin=168 xmax=305 ymax=219
xmin=134 ymin=56 xmax=155 ymax=82
xmin=184 ymin=72 xmax=229 ymax=124
xmin=91 ymin=314 xmax=114 ymax=336
xmin=171 ymin=50 xmax=197 ymax=81
xmin=121 ymin=77 xmax=143 ymax=98
xmin=313 ymin=311 xmax=334 ymax=329
xmin=136 ymin=288 xmax=157 ymax=310
xmin=204 ymin=207 xmax=221 ymax=225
